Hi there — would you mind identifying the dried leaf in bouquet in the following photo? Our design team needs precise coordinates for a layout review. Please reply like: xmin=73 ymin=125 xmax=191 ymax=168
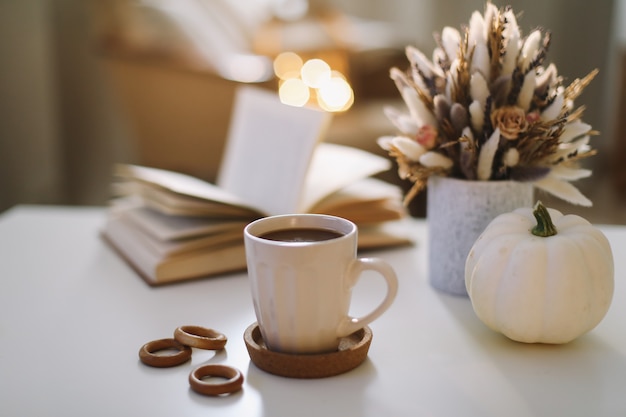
xmin=379 ymin=2 xmax=599 ymax=207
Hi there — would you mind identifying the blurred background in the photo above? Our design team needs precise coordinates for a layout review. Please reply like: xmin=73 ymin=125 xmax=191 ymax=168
xmin=1 ymin=0 xmax=625 ymax=222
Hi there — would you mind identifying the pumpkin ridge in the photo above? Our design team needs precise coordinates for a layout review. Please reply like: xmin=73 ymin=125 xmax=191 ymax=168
xmin=570 ymin=232 xmax=614 ymax=331
xmin=544 ymin=236 xmax=594 ymax=343
xmin=497 ymin=237 xmax=546 ymax=342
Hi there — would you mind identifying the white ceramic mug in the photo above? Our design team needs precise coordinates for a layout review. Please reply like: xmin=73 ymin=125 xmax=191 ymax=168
xmin=243 ymin=214 xmax=398 ymax=354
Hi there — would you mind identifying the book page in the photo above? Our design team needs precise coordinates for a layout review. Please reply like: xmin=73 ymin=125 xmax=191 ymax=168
xmin=102 ymin=214 xmax=247 ymax=284
xmin=356 ymin=220 xmax=414 ymax=249
xmin=309 ymin=177 xmax=405 ymax=224
xmin=123 ymin=205 xmax=248 ymax=241
xmin=131 ymin=182 xmax=261 ymax=218
xmin=115 ymin=164 xmax=259 ymax=213
xmin=108 ymin=197 xmax=249 ymax=240
xmin=217 ymin=86 xmax=332 ymax=216
xmin=298 ymin=143 xmax=392 ymax=212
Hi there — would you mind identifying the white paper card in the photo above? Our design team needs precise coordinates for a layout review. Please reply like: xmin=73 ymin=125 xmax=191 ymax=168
xmin=217 ymin=86 xmax=331 ymax=216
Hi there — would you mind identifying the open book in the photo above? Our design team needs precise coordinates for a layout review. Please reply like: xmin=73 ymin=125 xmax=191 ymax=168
xmin=102 ymin=86 xmax=412 ymax=285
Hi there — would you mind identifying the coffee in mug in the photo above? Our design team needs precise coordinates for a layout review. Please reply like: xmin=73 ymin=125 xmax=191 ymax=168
xmin=244 ymin=214 xmax=398 ymax=354
xmin=258 ymin=227 xmax=343 ymax=242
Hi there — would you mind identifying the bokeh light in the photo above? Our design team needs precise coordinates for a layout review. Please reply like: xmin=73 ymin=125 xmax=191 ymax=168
xmin=273 ymin=53 xmax=353 ymax=112
xmin=317 ymin=76 xmax=353 ymax=112
xmin=300 ymin=59 xmax=331 ymax=89
xmin=273 ymin=52 xmax=303 ymax=80
xmin=278 ymin=78 xmax=310 ymax=107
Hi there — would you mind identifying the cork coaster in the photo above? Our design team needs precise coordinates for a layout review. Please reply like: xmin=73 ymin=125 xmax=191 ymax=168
xmin=243 ymin=323 xmax=372 ymax=379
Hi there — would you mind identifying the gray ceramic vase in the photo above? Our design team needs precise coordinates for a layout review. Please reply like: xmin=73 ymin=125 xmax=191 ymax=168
xmin=427 ymin=176 xmax=534 ymax=296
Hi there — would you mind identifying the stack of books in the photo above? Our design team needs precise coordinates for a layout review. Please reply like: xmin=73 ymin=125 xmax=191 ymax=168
xmin=101 ymin=87 xmax=412 ymax=285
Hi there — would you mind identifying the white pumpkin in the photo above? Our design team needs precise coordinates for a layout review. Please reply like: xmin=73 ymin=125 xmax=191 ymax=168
xmin=465 ymin=201 xmax=614 ymax=344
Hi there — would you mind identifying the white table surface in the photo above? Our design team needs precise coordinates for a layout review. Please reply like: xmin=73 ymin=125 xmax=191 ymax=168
xmin=1 ymin=205 xmax=625 ymax=417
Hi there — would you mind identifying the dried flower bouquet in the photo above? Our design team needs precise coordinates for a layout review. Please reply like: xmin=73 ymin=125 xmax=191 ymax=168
xmin=378 ymin=2 xmax=598 ymax=206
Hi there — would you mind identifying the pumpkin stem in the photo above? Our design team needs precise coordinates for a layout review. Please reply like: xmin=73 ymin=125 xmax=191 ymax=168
xmin=531 ymin=201 xmax=557 ymax=237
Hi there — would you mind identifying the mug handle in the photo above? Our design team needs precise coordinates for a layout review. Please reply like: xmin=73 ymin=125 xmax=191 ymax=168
xmin=337 ymin=257 xmax=398 ymax=338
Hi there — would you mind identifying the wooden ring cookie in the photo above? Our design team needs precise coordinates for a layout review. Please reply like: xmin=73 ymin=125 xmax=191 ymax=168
xmin=138 ymin=338 xmax=192 ymax=368
xmin=174 ymin=325 xmax=228 ymax=350
xmin=188 ymin=364 xmax=244 ymax=396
